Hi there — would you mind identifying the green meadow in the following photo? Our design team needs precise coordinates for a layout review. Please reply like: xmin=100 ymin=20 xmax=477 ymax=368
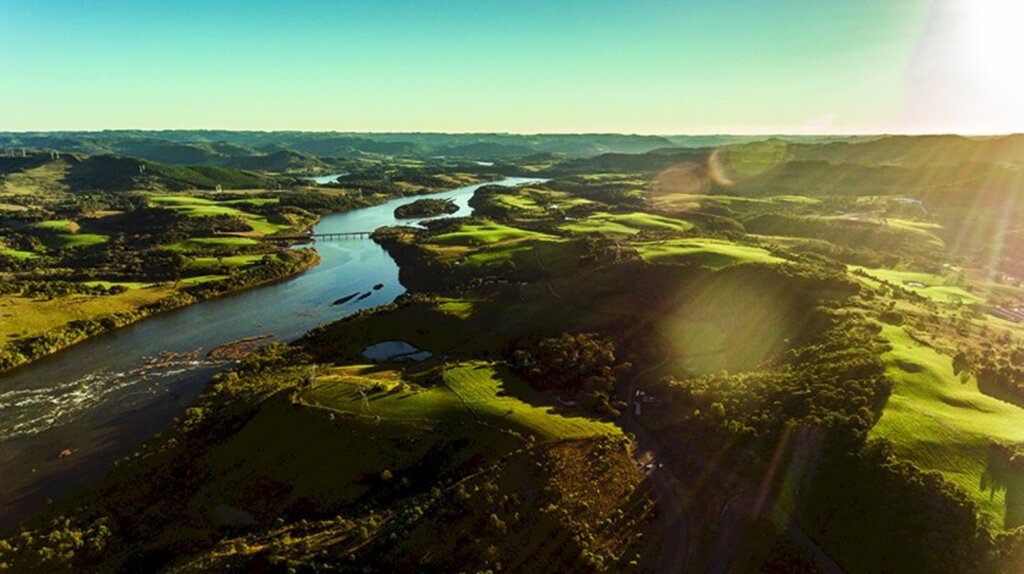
xmin=560 ymin=211 xmax=693 ymax=236
xmin=636 ymin=238 xmax=784 ymax=269
xmin=430 ymin=221 xmax=555 ymax=246
xmin=149 ymin=194 xmax=289 ymax=235
xmin=167 ymin=236 xmax=260 ymax=251
xmin=871 ymin=324 xmax=1024 ymax=526
xmin=852 ymin=266 xmax=983 ymax=304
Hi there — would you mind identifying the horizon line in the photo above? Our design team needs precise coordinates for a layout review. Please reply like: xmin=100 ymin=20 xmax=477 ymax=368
xmin=2 ymin=129 xmax=1023 ymax=138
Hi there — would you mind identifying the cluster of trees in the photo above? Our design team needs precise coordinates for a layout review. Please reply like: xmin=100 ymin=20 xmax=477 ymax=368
xmin=508 ymin=332 xmax=630 ymax=416
xmin=955 ymin=346 xmax=1024 ymax=406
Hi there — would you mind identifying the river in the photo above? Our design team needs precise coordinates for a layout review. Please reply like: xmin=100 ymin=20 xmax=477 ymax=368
xmin=0 ymin=176 xmax=540 ymax=532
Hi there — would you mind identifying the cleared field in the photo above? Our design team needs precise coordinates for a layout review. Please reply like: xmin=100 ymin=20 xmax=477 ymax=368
xmin=851 ymin=266 xmax=983 ymax=304
xmin=82 ymin=280 xmax=155 ymax=289
xmin=490 ymin=189 xmax=594 ymax=213
xmin=442 ymin=362 xmax=619 ymax=440
xmin=307 ymin=366 xmax=466 ymax=423
xmin=149 ymin=194 xmax=288 ymax=235
xmin=197 ymin=364 xmax=525 ymax=510
xmin=0 ymin=161 xmax=69 ymax=195
xmin=50 ymin=233 xmax=109 ymax=249
xmin=0 ymin=285 xmax=175 ymax=341
xmin=462 ymin=240 xmax=582 ymax=275
xmin=32 ymin=219 xmax=79 ymax=232
xmin=870 ymin=324 xmax=1024 ymax=527
xmin=306 ymin=361 xmax=616 ymax=442
xmin=648 ymin=191 xmax=820 ymax=211
xmin=167 ymin=237 xmax=260 ymax=251
xmin=177 ymin=274 xmax=229 ymax=286
xmin=636 ymin=238 xmax=784 ymax=269
xmin=187 ymin=254 xmax=273 ymax=270
xmin=435 ymin=298 xmax=475 ymax=319
xmin=430 ymin=221 xmax=555 ymax=246
xmin=560 ymin=211 xmax=693 ymax=236
xmin=0 ymin=248 xmax=38 ymax=259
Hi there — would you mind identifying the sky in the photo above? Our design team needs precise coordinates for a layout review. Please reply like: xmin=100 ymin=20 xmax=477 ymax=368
xmin=1 ymin=0 xmax=1021 ymax=134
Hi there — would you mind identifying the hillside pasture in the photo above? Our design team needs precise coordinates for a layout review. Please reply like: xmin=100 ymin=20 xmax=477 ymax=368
xmin=560 ymin=211 xmax=693 ymax=236
xmin=429 ymin=221 xmax=555 ymax=246
xmin=851 ymin=266 xmax=983 ymax=304
xmin=167 ymin=237 xmax=260 ymax=251
xmin=149 ymin=194 xmax=289 ymax=235
xmin=870 ymin=324 xmax=1024 ymax=527
xmin=636 ymin=238 xmax=784 ymax=269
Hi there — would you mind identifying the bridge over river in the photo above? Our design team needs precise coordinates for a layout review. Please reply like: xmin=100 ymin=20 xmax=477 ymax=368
xmin=264 ymin=231 xmax=373 ymax=242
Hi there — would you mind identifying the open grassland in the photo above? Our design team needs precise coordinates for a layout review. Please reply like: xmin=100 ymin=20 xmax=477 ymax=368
xmin=560 ymin=211 xmax=693 ymax=236
xmin=305 ymin=362 xmax=616 ymax=442
xmin=430 ymin=221 xmax=556 ymax=246
xmin=870 ymin=324 xmax=1024 ymax=526
xmin=48 ymin=232 xmax=109 ymax=249
xmin=636 ymin=238 xmax=784 ymax=269
xmin=31 ymin=219 xmax=78 ymax=232
xmin=442 ymin=362 xmax=619 ymax=440
xmin=149 ymin=194 xmax=289 ymax=235
xmin=851 ymin=266 xmax=984 ymax=304
xmin=827 ymin=215 xmax=945 ymax=249
xmin=0 ymin=161 xmax=69 ymax=195
xmin=187 ymin=254 xmax=276 ymax=271
xmin=176 ymin=274 xmax=230 ymax=286
xmin=648 ymin=190 xmax=820 ymax=212
xmin=29 ymin=219 xmax=110 ymax=249
xmin=490 ymin=189 xmax=594 ymax=213
xmin=0 ymin=285 xmax=175 ymax=341
xmin=167 ymin=236 xmax=260 ymax=251
xmin=0 ymin=248 xmax=37 ymax=259
xmin=459 ymin=239 xmax=580 ymax=271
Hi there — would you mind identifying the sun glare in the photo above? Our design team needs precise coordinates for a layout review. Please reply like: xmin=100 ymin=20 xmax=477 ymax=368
xmin=967 ymin=0 xmax=1024 ymax=102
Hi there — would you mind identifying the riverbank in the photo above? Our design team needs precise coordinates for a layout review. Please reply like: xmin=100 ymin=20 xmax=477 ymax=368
xmin=0 ymin=249 xmax=321 ymax=375
xmin=0 ymin=177 xmax=500 ymax=376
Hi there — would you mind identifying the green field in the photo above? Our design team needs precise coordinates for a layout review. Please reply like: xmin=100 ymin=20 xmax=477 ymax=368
xmin=0 ymin=248 xmax=38 ymax=259
xmin=637 ymin=238 xmax=784 ymax=269
xmin=32 ymin=219 xmax=78 ymax=232
xmin=870 ymin=324 xmax=1024 ymax=526
xmin=187 ymin=254 xmax=274 ymax=270
xmin=430 ymin=221 xmax=555 ymax=246
xmin=306 ymin=361 xmax=616 ymax=442
xmin=851 ymin=266 xmax=983 ymax=304
xmin=442 ymin=362 xmax=619 ymax=440
xmin=149 ymin=194 xmax=288 ymax=235
xmin=0 ymin=285 xmax=175 ymax=342
xmin=51 ymin=233 xmax=109 ymax=248
xmin=177 ymin=274 xmax=230 ymax=286
xmin=167 ymin=236 xmax=260 ymax=251
xmin=82 ymin=280 xmax=154 ymax=289
xmin=560 ymin=211 xmax=694 ymax=236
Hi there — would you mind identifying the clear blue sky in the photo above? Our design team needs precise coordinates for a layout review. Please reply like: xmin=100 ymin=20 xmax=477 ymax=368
xmin=3 ymin=0 xmax=1014 ymax=134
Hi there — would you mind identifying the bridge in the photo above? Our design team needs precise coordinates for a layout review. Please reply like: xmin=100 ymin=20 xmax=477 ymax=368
xmin=263 ymin=231 xmax=373 ymax=242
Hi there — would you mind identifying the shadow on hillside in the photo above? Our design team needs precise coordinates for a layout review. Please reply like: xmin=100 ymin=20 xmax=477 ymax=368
xmin=981 ymin=443 xmax=1024 ymax=529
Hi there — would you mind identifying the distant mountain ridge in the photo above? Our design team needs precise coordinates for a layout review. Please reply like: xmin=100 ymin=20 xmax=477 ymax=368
xmin=0 ymin=131 xmax=682 ymax=166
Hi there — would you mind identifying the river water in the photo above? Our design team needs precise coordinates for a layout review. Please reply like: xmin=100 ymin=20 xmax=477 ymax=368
xmin=0 ymin=177 xmax=540 ymax=532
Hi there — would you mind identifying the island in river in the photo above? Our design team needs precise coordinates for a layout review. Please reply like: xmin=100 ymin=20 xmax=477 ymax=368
xmin=393 ymin=197 xmax=459 ymax=219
